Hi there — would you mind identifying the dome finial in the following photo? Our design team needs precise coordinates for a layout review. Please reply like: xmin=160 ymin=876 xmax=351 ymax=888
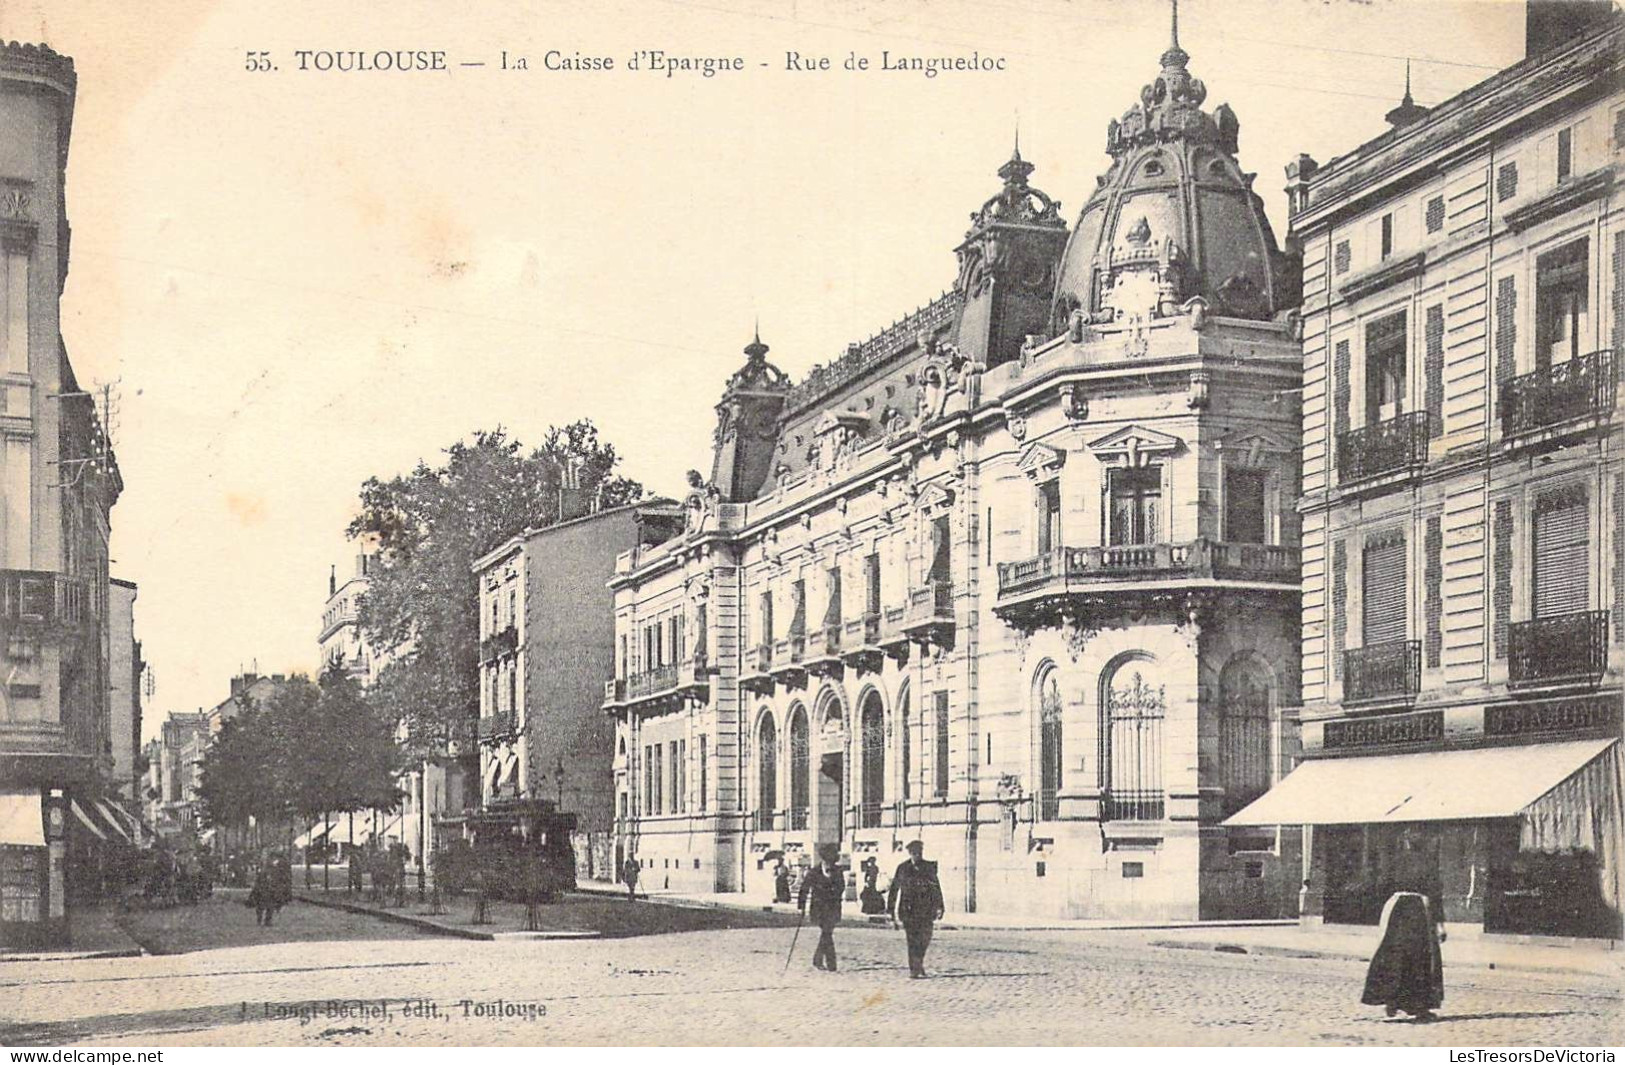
xmin=1171 ymin=0 xmax=1179 ymax=50
xmin=1161 ymin=0 xmax=1188 ymax=68
xmin=745 ymin=321 xmax=767 ymax=360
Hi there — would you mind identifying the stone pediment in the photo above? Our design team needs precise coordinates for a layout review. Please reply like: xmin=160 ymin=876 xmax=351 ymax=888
xmin=1087 ymin=424 xmax=1183 ymax=465
xmin=1016 ymin=442 xmax=1067 ymax=481
xmin=1215 ymin=426 xmax=1295 ymax=466
xmin=916 ymin=481 xmax=956 ymax=513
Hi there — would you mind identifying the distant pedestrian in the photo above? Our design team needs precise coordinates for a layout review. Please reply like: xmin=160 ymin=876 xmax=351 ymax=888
xmin=798 ymin=848 xmax=845 ymax=972
xmin=622 ymin=857 xmax=640 ymax=902
xmin=859 ymin=857 xmax=886 ymax=915
xmin=1362 ymin=891 xmax=1444 ymax=1022
xmin=887 ymin=840 xmax=945 ymax=979
xmin=773 ymin=861 xmax=792 ymax=904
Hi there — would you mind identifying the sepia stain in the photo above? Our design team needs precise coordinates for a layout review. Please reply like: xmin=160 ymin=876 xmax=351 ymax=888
xmin=856 ymin=991 xmax=887 ymax=1012
xmin=225 ymin=492 xmax=268 ymax=527
xmin=432 ymin=260 xmax=469 ymax=279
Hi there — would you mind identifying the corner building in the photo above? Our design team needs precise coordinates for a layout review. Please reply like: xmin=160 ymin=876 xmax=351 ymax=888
xmin=607 ymin=30 xmax=1308 ymax=919
xmin=1232 ymin=14 xmax=1625 ymax=940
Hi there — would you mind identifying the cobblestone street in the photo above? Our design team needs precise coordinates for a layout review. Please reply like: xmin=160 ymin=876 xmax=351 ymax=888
xmin=1 ymin=896 xmax=1618 ymax=1047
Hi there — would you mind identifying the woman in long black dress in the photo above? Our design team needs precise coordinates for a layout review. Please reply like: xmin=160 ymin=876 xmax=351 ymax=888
xmin=1361 ymin=890 xmax=1445 ymax=1022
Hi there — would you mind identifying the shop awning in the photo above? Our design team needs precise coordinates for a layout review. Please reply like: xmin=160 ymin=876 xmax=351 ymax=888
xmin=93 ymin=800 xmax=132 ymax=842
xmin=70 ymin=799 xmax=107 ymax=840
xmin=1225 ymin=738 xmax=1618 ymax=826
xmin=0 ymin=788 xmax=44 ymax=846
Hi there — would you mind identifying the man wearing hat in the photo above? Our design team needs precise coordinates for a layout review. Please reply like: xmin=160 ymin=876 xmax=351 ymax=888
xmin=797 ymin=845 xmax=846 ymax=971
xmin=887 ymin=839 xmax=945 ymax=978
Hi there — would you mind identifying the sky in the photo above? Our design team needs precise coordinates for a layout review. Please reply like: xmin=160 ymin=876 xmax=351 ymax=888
xmin=0 ymin=0 xmax=1526 ymax=739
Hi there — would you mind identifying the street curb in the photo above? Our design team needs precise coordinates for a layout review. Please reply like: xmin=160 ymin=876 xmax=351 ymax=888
xmin=0 ymin=946 xmax=144 ymax=964
xmin=1147 ymin=937 xmax=1624 ymax=979
xmin=295 ymin=893 xmax=494 ymax=941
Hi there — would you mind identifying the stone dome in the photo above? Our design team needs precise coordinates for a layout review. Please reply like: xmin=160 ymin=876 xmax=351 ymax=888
xmin=1051 ymin=33 xmax=1294 ymax=327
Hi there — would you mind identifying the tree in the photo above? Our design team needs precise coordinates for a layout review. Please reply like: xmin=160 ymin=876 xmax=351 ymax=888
xmin=348 ymin=423 xmax=641 ymax=756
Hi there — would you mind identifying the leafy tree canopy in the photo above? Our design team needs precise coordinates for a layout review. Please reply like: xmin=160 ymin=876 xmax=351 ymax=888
xmin=348 ymin=423 xmax=641 ymax=754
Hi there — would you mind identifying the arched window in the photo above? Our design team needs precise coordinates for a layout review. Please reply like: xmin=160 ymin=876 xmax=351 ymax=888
xmin=756 ymin=713 xmax=777 ymax=831
xmin=1219 ymin=656 xmax=1273 ymax=816
xmin=1100 ymin=658 xmax=1166 ymax=821
xmin=860 ymin=692 xmax=885 ymax=828
xmin=788 ymin=705 xmax=810 ymax=830
xmin=1038 ymin=670 xmax=1063 ymax=820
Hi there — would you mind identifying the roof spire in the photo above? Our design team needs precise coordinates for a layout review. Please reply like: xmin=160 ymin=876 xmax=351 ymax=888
xmin=1161 ymin=0 xmax=1189 ymax=69
xmin=1384 ymin=58 xmax=1428 ymax=129
xmin=1171 ymin=0 xmax=1179 ymax=50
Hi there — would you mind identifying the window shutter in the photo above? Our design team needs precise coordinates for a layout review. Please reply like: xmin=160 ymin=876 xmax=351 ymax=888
xmin=1497 ymin=161 xmax=1518 ymax=203
xmin=1495 ymin=277 xmax=1517 ymax=391
xmin=824 ymin=567 xmax=841 ymax=628
xmin=1493 ymin=500 xmax=1514 ymax=659
xmin=1425 ymin=196 xmax=1445 ymax=234
xmin=1614 ymin=473 xmax=1624 ymax=638
xmin=1335 ymin=241 xmax=1351 ymax=275
xmin=930 ymin=517 xmax=951 ymax=581
xmin=1333 ymin=339 xmax=1351 ymax=467
xmin=1331 ymin=539 xmax=1348 ymax=680
xmin=1425 ymin=516 xmax=1443 ymax=668
xmin=934 ymin=690 xmax=950 ymax=796
xmin=1533 ymin=488 xmax=1589 ymax=618
xmin=1225 ymin=467 xmax=1268 ymax=544
xmin=1362 ymin=532 xmax=1408 ymax=646
xmin=1425 ymin=304 xmax=1445 ymax=438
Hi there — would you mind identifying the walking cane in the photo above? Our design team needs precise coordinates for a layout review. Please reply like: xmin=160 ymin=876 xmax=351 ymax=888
xmin=783 ymin=908 xmax=805 ymax=975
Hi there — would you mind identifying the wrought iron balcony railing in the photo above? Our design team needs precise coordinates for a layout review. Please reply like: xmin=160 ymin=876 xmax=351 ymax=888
xmin=1336 ymin=410 xmax=1430 ymax=485
xmin=1508 ymin=611 xmax=1609 ymax=691
xmin=626 ymin=663 xmax=679 ymax=702
xmin=1344 ymin=639 xmax=1422 ymax=707
xmin=477 ymin=710 xmax=515 ymax=741
xmin=859 ymin=801 xmax=883 ymax=829
xmin=788 ymin=806 xmax=809 ymax=831
xmin=996 ymin=541 xmax=1299 ymax=598
xmin=479 ymin=625 xmax=518 ymax=664
xmin=1101 ymin=790 xmax=1164 ymax=822
xmin=1 ymin=570 xmax=87 ymax=628
xmin=1501 ymin=349 xmax=1615 ymax=441
xmin=752 ymin=809 xmax=777 ymax=832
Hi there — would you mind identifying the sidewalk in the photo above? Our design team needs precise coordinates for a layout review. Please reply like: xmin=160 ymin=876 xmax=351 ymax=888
xmin=1147 ymin=922 xmax=1624 ymax=980
xmin=295 ymin=887 xmax=595 ymax=941
xmin=0 ymin=905 xmax=144 ymax=963
xmin=574 ymin=883 xmax=1624 ymax=978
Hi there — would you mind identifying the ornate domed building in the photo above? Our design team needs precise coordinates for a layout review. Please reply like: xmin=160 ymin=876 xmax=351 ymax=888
xmin=603 ymin=21 xmax=1306 ymax=920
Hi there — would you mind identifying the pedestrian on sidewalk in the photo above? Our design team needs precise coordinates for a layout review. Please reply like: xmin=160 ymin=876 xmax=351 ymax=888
xmin=798 ymin=847 xmax=845 ymax=972
xmin=773 ymin=861 xmax=792 ymax=904
xmin=886 ymin=840 xmax=945 ymax=979
xmin=248 ymin=854 xmax=274 ymax=926
xmin=1361 ymin=890 xmax=1445 ymax=1023
xmin=859 ymin=857 xmax=886 ymax=915
xmin=622 ymin=856 xmax=640 ymax=902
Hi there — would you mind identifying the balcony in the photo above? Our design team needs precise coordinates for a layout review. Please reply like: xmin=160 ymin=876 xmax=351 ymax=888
xmin=601 ymin=678 xmax=626 ymax=710
xmin=1500 ymin=349 xmax=1615 ymax=445
xmin=625 ymin=663 xmax=680 ymax=709
xmin=771 ymin=633 xmax=807 ymax=690
xmin=1038 ymin=788 xmax=1060 ymax=821
xmin=841 ymin=613 xmax=885 ymax=675
xmin=858 ymin=801 xmax=883 ymax=829
xmin=1 ymin=570 xmax=87 ymax=629
xmin=1101 ymin=790 xmax=1164 ymax=822
xmin=902 ymin=579 xmax=954 ymax=649
xmin=788 ymin=806 xmax=809 ymax=831
xmin=878 ymin=605 xmax=911 ymax=665
xmin=805 ymin=624 xmax=844 ymax=679
xmin=994 ymin=540 xmax=1299 ymax=627
xmin=1508 ymin=611 xmax=1609 ymax=693
xmin=479 ymin=625 xmax=518 ymax=664
xmin=741 ymin=642 xmax=775 ymax=696
xmin=477 ymin=710 xmax=515 ymax=742
xmin=1344 ymin=639 xmax=1422 ymax=708
xmin=752 ymin=809 xmax=777 ymax=833
xmin=1336 ymin=410 xmax=1429 ymax=488
xmin=677 ymin=653 xmax=711 ymax=700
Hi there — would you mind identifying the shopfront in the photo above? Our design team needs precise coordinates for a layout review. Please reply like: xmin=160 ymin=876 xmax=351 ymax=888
xmin=0 ymin=788 xmax=53 ymax=948
xmin=1228 ymin=738 xmax=1623 ymax=940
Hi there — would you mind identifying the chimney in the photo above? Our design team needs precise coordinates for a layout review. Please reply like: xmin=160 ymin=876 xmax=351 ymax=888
xmin=1526 ymin=0 xmax=1614 ymax=57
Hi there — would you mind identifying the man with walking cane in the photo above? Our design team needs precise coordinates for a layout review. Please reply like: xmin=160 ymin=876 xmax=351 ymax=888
xmin=795 ymin=846 xmax=845 ymax=972
xmin=887 ymin=839 xmax=945 ymax=978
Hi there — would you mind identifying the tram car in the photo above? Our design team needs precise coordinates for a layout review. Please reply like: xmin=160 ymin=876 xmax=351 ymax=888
xmin=435 ymin=798 xmax=577 ymax=902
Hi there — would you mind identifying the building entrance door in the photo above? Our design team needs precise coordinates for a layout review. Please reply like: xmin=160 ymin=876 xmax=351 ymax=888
xmin=816 ymin=753 xmax=843 ymax=850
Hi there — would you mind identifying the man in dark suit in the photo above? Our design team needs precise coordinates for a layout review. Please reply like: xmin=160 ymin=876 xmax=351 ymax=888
xmin=887 ymin=839 xmax=945 ymax=978
xmin=798 ymin=848 xmax=846 ymax=972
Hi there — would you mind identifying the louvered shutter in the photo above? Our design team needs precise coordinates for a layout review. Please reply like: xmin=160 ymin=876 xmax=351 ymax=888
xmin=1533 ymin=491 xmax=1589 ymax=618
xmin=1363 ymin=534 xmax=1408 ymax=645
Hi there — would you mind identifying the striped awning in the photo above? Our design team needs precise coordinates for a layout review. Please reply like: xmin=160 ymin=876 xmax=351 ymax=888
xmin=70 ymin=799 xmax=107 ymax=840
xmin=93 ymin=800 xmax=133 ymax=842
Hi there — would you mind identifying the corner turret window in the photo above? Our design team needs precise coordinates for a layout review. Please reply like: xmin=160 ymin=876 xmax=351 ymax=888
xmin=1108 ymin=467 xmax=1161 ymax=546
xmin=1036 ymin=481 xmax=1062 ymax=555
xmin=1224 ymin=467 xmax=1269 ymax=545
